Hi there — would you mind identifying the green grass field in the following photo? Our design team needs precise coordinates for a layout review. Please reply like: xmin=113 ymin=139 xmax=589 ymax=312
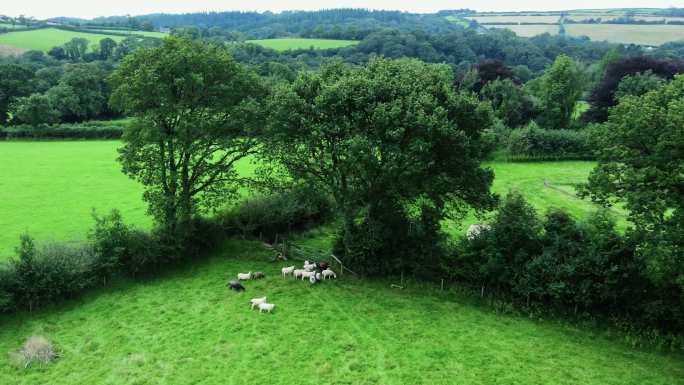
xmin=0 ymin=141 xmax=620 ymax=259
xmin=0 ymin=239 xmax=682 ymax=384
xmin=0 ymin=141 xmax=262 ymax=259
xmin=246 ymin=38 xmax=359 ymax=51
xmin=0 ymin=28 xmax=126 ymax=51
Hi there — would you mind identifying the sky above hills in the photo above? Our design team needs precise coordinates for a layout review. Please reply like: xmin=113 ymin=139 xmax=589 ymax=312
xmin=3 ymin=0 xmax=681 ymax=19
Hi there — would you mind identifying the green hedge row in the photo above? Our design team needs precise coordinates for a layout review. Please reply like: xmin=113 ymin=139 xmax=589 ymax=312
xmin=0 ymin=121 xmax=126 ymax=140
xmin=0 ymin=188 xmax=333 ymax=314
xmin=506 ymin=123 xmax=594 ymax=161
xmin=443 ymin=193 xmax=684 ymax=348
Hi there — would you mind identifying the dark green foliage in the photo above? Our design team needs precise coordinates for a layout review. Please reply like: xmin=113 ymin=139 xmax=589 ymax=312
xmin=582 ymin=75 xmax=684 ymax=303
xmin=0 ymin=120 xmax=126 ymax=140
xmin=586 ymin=56 xmax=684 ymax=122
xmin=220 ymin=187 xmax=334 ymax=242
xmin=507 ymin=122 xmax=593 ymax=160
xmin=10 ymin=235 xmax=97 ymax=312
xmin=264 ymin=58 xmax=496 ymax=276
xmin=444 ymin=194 xmax=684 ymax=334
xmin=480 ymin=78 xmax=536 ymax=128
xmin=110 ymin=36 xmax=263 ymax=237
xmin=535 ymin=55 xmax=586 ymax=130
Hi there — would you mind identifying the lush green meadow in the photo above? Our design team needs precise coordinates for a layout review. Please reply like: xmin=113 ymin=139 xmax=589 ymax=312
xmin=247 ymin=38 xmax=359 ymax=51
xmin=0 ymin=239 xmax=682 ymax=385
xmin=0 ymin=28 xmax=125 ymax=51
xmin=0 ymin=141 xmax=618 ymax=259
xmin=0 ymin=141 xmax=149 ymax=258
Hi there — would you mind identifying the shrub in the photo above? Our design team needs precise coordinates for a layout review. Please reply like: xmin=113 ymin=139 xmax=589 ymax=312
xmin=0 ymin=120 xmax=125 ymax=140
xmin=507 ymin=122 xmax=593 ymax=160
xmin=219 ymin=186 xmax=334 ymax=242
xmin=0 ymin=264 xmax=16 ymax=312
xmin=11 ymin=235 xmax=97 ymax=312
xmin=8 ymin=336 xmax=57 ymax=369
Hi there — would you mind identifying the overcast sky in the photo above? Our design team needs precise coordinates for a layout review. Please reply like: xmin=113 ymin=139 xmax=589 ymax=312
xmin=3 ymin=0 xmax=682 ymax=20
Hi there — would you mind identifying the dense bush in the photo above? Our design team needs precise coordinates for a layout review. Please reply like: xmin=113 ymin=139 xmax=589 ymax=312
xmin=9 ymin=235 xmax=97 ymax=312
xmin=443 ymin=193 xmax=684 ymax=339
xmin=0 ymin=120 xmax=125 ymax=140
xmin=507 ymin=122 xmax=593 ymax=160
xmin=219 ymin=186 xmax=334 ymax=242
xmin=0 ymin=188 xmax=327 ymax=314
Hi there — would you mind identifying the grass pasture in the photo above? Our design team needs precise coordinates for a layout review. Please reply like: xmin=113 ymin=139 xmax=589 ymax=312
xmin=0 ymin=28 xmax=126 ymax=52
xmin=0 ymin=141 xmax=617 ymax=259
xmin=246 ymin=38 xmax=359 ymax=51
xmin=0 ymin=240 xmax=683 ymax=385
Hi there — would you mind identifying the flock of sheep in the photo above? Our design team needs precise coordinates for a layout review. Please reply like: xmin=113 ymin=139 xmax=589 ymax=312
xmin=227 ymin=260 xmax=338 ymax=314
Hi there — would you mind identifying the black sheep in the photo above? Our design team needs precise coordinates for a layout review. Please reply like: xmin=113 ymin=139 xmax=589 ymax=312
xmin=227 ymin=281 xmax=246 ymax=292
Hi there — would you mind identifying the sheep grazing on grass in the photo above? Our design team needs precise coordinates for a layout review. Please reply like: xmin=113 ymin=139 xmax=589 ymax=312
xmin=237 ymin=272 xmax=252 ymax=280
xmin=293 ymin=269 xmax=305 ymax=279
xmin=228 ymin=281 xmax=246 ymax=292
xmin=250 ymin=297 xmax=267 ymax=309
xmin=281 ymin=266 xmax=295 ymax=277
xmin=301 ymin=271 xmax=316 ymax=280
xmin=322 ymin=269 xmax=337 ymax=280
xmin=258 ymin=303 xmax=275 ymax=313
xmin=253 ymin=272 xmax=265 ymax=279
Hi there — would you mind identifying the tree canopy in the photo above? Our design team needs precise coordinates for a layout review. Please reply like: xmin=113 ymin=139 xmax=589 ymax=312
xmin=263 ymin=57 xmax=497 ymax=275
xmin=582 ymin=74 xmax=684 ymax=296
xmin=110 ymin=36 xmax=264 ymax=237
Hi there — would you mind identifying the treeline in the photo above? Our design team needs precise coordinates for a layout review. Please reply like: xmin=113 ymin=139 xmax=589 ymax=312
xmin=0 ymin=37 xmax=160 ymax=127
xmin=93 ymin=9 xmax=462 ymax=40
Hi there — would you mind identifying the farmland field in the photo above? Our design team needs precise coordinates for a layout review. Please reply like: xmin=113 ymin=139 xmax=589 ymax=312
xmin=466 ymin=15 xmax=560 ymax=24
xmin=487 ymin=24 xmax=560 ymax=37
xmin=485 ymin=23 xmax=684 ymax=45
xmin=565 ymin=24 xmax=684 ymax=46
xmin=0 ymin=239 xmax=682 ymax=385
xmin=0 ymin=28 xmax=125 ymax=51
xmin=0 ymin=141 xmax=618 ymax=259
xmin=246 ymin=38 xmax=359 ymax=51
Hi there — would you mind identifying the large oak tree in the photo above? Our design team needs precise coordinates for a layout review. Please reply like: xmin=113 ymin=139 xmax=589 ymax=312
xmin=110 ymin=37 xmax=263 ymax=236
xmin=263 ymin=58 xmax=497 ymax=274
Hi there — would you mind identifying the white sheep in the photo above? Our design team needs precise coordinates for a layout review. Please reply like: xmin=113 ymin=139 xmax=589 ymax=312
xmin=303 ymin=261 xmax=317 ymax=271
xmin=281 ymin=266 xmax=295 ymax=277
xmin=293 ymin=269 xmax=305 ymax=279
xmin=258 ymin=303 xmax=275 ymax=313
xmin=250 ymin=297 xmax=267 ymax=310
xmin=301 ymin=271 xmax=316 ymax=280
xmin=237 ymin=272 xmax=252 ymax=280
xmin=322 ymin=269 xmax=337 ymax=280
